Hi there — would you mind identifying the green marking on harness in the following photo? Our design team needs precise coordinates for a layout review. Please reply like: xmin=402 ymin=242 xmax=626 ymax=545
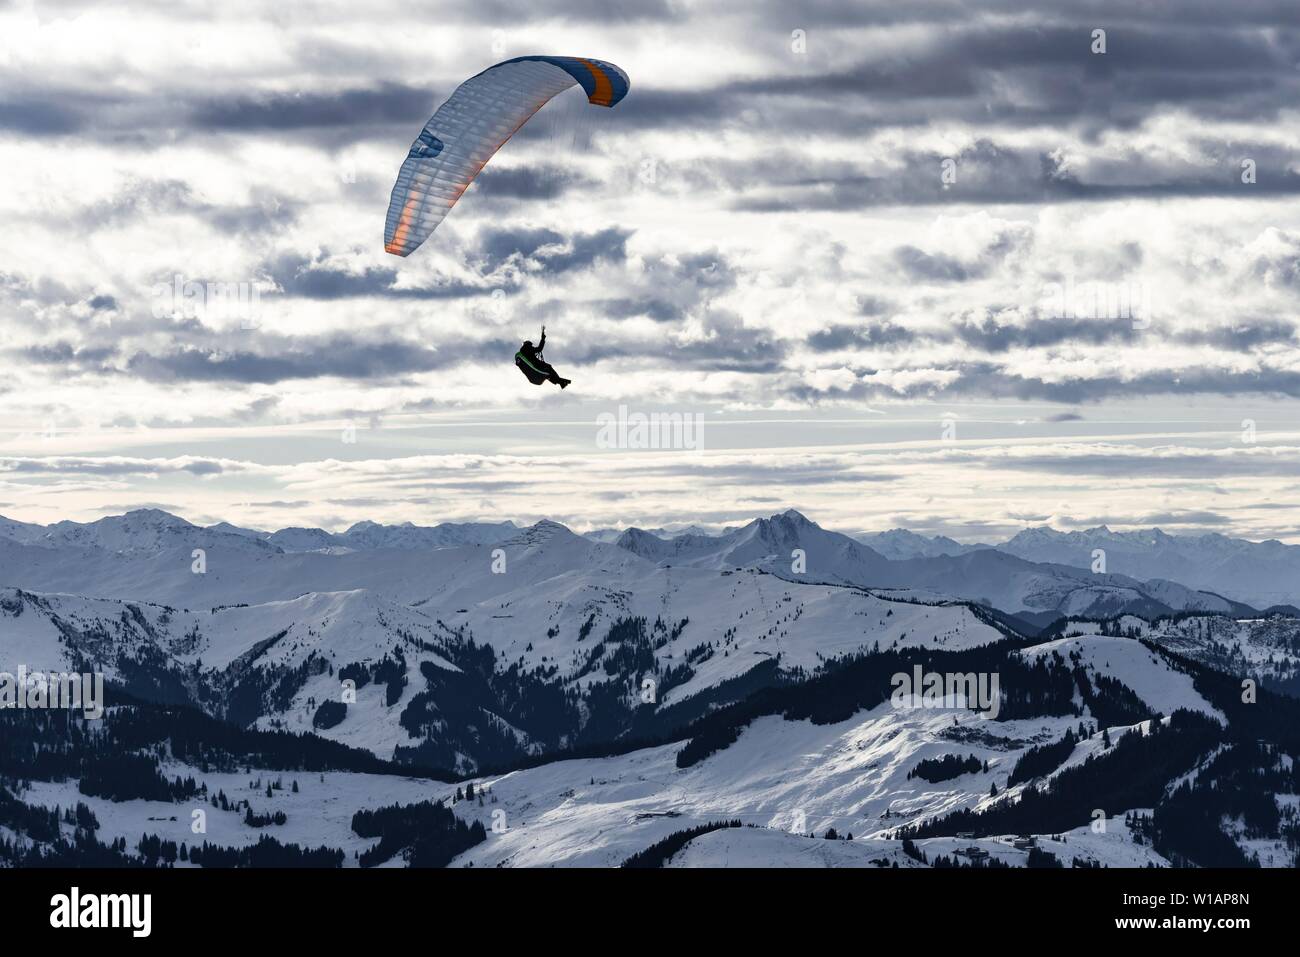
xmin=516 ymin=351 xmax=545 ymax=373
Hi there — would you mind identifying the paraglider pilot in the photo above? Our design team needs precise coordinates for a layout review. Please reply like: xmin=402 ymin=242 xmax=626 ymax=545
xmin=516 ymin=326 xmax=571 ymax=389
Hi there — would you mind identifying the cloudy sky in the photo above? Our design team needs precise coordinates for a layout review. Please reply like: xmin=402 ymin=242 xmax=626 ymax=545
xmin=3 ymin=0 xmax=1300 ymax=540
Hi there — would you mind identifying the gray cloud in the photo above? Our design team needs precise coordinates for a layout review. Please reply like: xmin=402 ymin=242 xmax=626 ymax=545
xmin=0 ymin=456 xmax=235 ymax=477
xmin=988 ymin=450 xmax=1300 ymax=479
xmin=124 ymin=337 xmax=460 ymax=384
xmin=474 ymin=225 xmax=631 ymax=275
xmin=955 ymin=315 xmax=1140 ymax=351
xmin=1057 ymin=510 xmax=1234 ymax=527
xmin=1175 ymin=320 xmax=1296 ymax=351
xmin=894 ymin=246 xmax=975 ymax=282
xmin=191 ymin=83 xmax=431 ymax=132
xmin=808 ymin=321 xmax=914 ymax=351
xmin=474 ymin=165 xmax=596 ymax=201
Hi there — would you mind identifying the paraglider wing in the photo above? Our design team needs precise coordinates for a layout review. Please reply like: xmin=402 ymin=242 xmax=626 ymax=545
xmin=384 ymin=56 xmax=630 ymax=257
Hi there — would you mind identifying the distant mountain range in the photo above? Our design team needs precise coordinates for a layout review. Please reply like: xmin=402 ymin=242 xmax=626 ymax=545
xmin=856 ymin=524 xmax=1300 ymax=611
xmin=0 ymin=508 xmax=518 ymax=556
xmin=1 ymin=507 xmax=1295 ymax=619
xmin=593 ymin=515 xmax=1300 ymax=612
xmin=993 ymin=525 xmax=1300 ymax=610
xmin=610 ymin=510 xmax=1270 ymax=623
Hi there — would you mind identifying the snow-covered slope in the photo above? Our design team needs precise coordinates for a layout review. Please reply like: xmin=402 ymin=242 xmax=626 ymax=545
xmin=665 ymin=817 xmax=1167 ymax=869
xmin=0 ymin=514 xmax=49 ymax=544
xmin=438 ymin=704 xmax=1063 ymax=867
xmin=1147 ymin=614 xmax=1300 ymax=693
xmin=21 ymin=769 xmax=440 ymax=868
xmin=437 ymin=675 xmax=1219 ymax=868
xmin=1049 ymin=613 xmax=1300 ymax=696
xmin=0 ymin=586 xmax=461 ymax=756
xmin=1020 ymin=635 xmax=1223 ymax=720
xmin=10 ymin=705 xmax=1174 ymax=870
xmin=0 ymin=535 xmax=1010 ymax=764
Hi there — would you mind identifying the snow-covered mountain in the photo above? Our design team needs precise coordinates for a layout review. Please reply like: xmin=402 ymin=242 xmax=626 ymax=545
xmin=996 ymin=525 xmax=1300 ymax=609
xmin=0 ymin=507 xmax=1262 ymax=645
xmin=0 ymin=508 xmax=519 ymax=558
xmin=12 ymin=612 xmax=1291 ymax=868
xmin=1 ymin=507 xmax=1287 ymax=615
xmin=265 ymin=526 xmax=342 ymax=552
xmin=584 ymin=523 xmax=729 ymax=544
xmin=2 ymin=506 xmax=1297 ymax=870
xmin=857 ymin=528 xmax=979 ymax=560
xmin=12 ymin=509 xmax=280 ymax=555
xmin=334 ymin=519 xmax=518 ymax=551
xmin=1049 ymin=613 xmax=1300 ymax=699
xmin=847 ymin=524 xmax=1300 ymax=610
xmin=615 ymin=510 xmax=1255 ymax=622
xmin=0 ymin=514 xmax=1011 ymax=772
xmin=258 ymin=518 xmax=518 ymax=553
xmin=0 ymin=514 xmax=47 ymax=544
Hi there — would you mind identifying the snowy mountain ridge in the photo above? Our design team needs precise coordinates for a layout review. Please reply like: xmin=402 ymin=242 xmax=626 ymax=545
xmin=2 ymin=507 xmax=1298 ymax=869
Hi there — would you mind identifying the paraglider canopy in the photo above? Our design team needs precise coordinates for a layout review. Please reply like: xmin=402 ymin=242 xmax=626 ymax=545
xmin=384 ymin=56 xmax=630 ymax=257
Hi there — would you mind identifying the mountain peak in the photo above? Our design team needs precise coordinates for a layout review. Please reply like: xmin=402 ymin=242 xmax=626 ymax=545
xmin=530 ymin=519 xmax=573 ymax=534
xmin=511 ymin=519 xmax=579 ymax=547
xmin=1007 ymin=525 xmax=1065 ymax=543
xmin=752 ymin=509 xmax=819 ymax=537
xmin=207 ymin=520 xmax=266 ymax=538
xmin=119 ymin=507 xmax=193 ymax=526
xmin=877 ymin=528 xmax=925 ymax=541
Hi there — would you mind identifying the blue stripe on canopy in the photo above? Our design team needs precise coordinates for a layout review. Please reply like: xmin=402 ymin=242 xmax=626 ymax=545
xmin=477 ymin=56 xmax=630 ymax=108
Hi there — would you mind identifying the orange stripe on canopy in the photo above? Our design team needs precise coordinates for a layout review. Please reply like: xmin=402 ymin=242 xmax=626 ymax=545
xmin=577 ymin=58 xmax=615 ymax=107
xmin=386 ymin=194 xmax=421 ymax=256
